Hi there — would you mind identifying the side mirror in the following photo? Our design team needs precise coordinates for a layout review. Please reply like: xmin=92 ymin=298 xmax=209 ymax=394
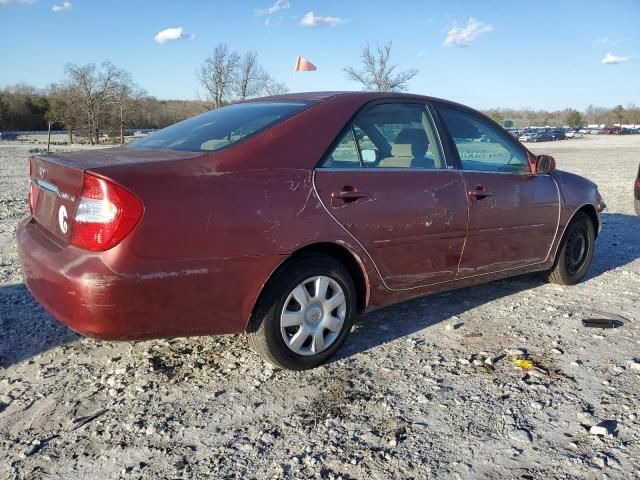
xmin=535 ymin=154 xmax=556 ymax=174
xmin=360 ymin=149 xmax=377 ymax=163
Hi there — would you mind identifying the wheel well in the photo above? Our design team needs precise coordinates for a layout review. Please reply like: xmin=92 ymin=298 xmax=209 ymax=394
xmin=577 ymin=204 xmax=600 ymax=238
xmin=250 ymin=243 xmax=368 ymax=324
xmin=290 ymin=243 xmax=368 ymax=313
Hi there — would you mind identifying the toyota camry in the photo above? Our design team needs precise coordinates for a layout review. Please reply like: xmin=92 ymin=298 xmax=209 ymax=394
xmin=18 ymin=92 xmax=605 ymax=369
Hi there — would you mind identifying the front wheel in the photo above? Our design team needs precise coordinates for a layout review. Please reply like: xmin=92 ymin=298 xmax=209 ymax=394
xmin=542 ymin=212 xmax=595 ymax=285
xmin=247 ymin=254 xmax=356 ymax=370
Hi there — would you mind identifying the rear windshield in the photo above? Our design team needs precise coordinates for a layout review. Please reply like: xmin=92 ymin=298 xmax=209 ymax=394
xmin=130 ymin=101 xmax=312 ymax=152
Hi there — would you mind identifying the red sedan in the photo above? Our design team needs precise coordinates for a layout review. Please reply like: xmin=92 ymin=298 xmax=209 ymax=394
xmin=18 ymin=92 xmax=605 ymax=370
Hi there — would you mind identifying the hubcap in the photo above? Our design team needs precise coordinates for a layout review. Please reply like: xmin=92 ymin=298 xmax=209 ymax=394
xmin=565 ymin=225 xmax=588 ymax=275
xmin=305 ymin=305 xmax=323 ymax=324
xmin=280 ymin=276 xmax=347 ymax=356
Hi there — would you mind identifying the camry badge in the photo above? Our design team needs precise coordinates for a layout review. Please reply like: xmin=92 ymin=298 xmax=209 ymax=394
xmin=39 ymin=165 xmax=47 ymax=178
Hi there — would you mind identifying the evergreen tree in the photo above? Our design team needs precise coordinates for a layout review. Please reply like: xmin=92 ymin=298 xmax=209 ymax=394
xmin=0 ymin=96 xmax=9 ymax=130
xmin=565 ymin=109 xmax=583 ymax=127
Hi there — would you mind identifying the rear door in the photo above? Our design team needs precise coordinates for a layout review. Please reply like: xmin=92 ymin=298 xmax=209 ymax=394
xmin=435 ymin=105 xmax=560 ymax=277
xmin=314 ymin=102 xmax=468 ymax=290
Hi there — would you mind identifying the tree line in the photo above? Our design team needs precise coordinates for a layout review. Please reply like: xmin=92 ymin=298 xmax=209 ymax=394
xmin=1 ymin=42 xmax=639 ymax=143
xmin=484 ymin=105 xmax=640 ymax=129
xmin=0 ymin=72 xmax=206 ymax=143
xmin=0 ymin=44 xmax=288 ymax=143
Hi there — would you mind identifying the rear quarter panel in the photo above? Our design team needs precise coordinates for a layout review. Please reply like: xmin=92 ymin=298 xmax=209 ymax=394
xmin=81 ymin=96 xmax=390 ymax=326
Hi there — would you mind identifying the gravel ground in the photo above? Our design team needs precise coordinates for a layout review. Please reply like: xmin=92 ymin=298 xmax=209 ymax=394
xmin=0 ymin=136 xmax=639 ymax=479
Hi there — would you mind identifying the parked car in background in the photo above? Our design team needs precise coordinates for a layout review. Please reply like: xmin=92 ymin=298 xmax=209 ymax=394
xmin=550 ymin=129 xmax=566 ymax=141
xmin=532 ymin=132 xmax=553 ymax=142
xmin=519 ymin=132 xmax=535 ymax=142
xmin=566 ymin=131 xmax=583 ymax=138
xmin=0 ymin=132 xmax=18 ymax=141
xmin=509 ymin=130 xmax=522 ymax=139
xmin=579 ymin=128 xmax=590 ymax=134
xmin=17 ymin=92 xmax=605 ymax=369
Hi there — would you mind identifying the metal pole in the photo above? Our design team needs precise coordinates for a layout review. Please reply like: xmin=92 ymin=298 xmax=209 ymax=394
xmin=47 ymin=120 xmax=52 ymax=153
xmin=120 ymin=103 xmax=124 ymax=144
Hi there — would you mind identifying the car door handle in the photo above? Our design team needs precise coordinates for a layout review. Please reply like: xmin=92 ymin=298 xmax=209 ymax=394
xmin=332 ymin=188 xmax=369 ymax=202
xmin=468 ymin=187 xmax=493 ymax=199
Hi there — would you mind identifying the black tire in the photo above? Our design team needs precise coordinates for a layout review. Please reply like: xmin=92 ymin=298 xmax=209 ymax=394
xmin=247 ymin=254 xmax=357 ymax=370
xmin=542 ymin=212 xmax=595 ymax=285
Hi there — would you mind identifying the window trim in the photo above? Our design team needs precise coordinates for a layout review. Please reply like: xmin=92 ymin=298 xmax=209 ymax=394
xmin=350 ymin=126 xmax=364 ymax=167
xmin=316 ymin=99 xmax=454 ymax=171
xmin=433 ymin=103 xmax=534 ymax=175
xmin=318 ymin=167 xmax=465 ymax=173
xmin=322 ymin=126 xmax=363 ymax=168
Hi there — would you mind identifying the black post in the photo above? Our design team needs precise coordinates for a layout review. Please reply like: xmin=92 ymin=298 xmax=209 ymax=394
xmin=47 ymin=120 xmax=53 ymax=153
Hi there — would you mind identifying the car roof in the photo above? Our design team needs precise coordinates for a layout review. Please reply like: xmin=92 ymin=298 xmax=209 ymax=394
xmin=252 ymin=90 xmax=468 ymax=108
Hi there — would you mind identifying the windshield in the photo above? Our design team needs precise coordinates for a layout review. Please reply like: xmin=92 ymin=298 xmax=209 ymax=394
xmin=130 ymin=101 xmax=313 ymax=152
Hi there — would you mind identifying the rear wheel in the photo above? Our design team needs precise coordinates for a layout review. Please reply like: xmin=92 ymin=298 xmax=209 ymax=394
xmin=542 ymin=212 xmax=595 ymax=285
xmin=247 ymin=254 xmax=356 ymax=370
xmin=635 ymin=198 xmax=640 ymax=216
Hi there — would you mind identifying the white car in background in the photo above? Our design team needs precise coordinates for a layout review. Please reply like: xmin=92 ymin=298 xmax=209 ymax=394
xmin=566 ymin=131 xmax=583 ymax=138
xmin=519 ymin=133 xmax=535 ymax=142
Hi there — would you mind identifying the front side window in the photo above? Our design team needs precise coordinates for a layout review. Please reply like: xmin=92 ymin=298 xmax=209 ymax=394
xmin=438 ymin=107 xmax=529 ymax=173
xmin=131 ymin=101 xmax=312 ymax=152
xmin=322 ymin=103 xmax=445 ymax=170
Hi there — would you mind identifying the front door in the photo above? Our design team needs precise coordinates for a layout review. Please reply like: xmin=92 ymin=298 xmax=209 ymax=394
xmin=436 ymin=105 xmax=560 ymax=277
xmin=314 ymin=102 xmax=468 ymax=290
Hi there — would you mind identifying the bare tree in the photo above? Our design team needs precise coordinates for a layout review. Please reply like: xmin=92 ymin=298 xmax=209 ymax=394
xmin=344 ymin=42 xmax=418 ymax=92
xmin=110 ymin=72 xmax=147 ymax=144
xmin=626 ymin=103 xmax=640 ymax=124
xmin=64 ymin=62 xmax=127 ymax=144
xmin=487 ymin=109 xmax=504 ymax=125
xmin=47 ymin=84 xmax=82 ymax=144
xmin=198 ymin=44 xmax=240 ymax=108
xmin=611 ymin=104 xmax=625 ymax=125
xmin=234 ymin=50 xmax=290 ymax=100
xmin=264 ymin=78 xmax=289 ymax=96
xmin=234 ymin=50 xmax=267 ymax=101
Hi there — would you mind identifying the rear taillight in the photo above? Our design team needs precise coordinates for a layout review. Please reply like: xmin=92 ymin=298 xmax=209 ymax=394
xmin=70 ymin=173 xmax=143 ymax=251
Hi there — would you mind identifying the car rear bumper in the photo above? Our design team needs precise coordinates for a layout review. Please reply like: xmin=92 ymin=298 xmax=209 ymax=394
xmin=17 ymin=218 xmax=283 ymax=340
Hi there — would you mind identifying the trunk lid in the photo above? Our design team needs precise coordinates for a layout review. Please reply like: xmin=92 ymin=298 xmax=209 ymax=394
xmin=29 ymin=147 xmax=205 ymax=243
xmin=30 ymin=155 xmax=84 ymax=244
xmin=38 ymin=146 xmax=205 ymax=170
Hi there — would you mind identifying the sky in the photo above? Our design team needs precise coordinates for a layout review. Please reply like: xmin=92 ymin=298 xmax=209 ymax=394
xmin=1 ymin=0 xmax=639 ymax=110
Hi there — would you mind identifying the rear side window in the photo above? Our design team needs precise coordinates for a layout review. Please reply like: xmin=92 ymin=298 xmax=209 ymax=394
xmin=324 ymin=129 xmax=361 ymax=167
xmin=130 ymin=101 xmax=312 ymax=152
xmin=322 ymin=103 xmax=446 ymax=170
